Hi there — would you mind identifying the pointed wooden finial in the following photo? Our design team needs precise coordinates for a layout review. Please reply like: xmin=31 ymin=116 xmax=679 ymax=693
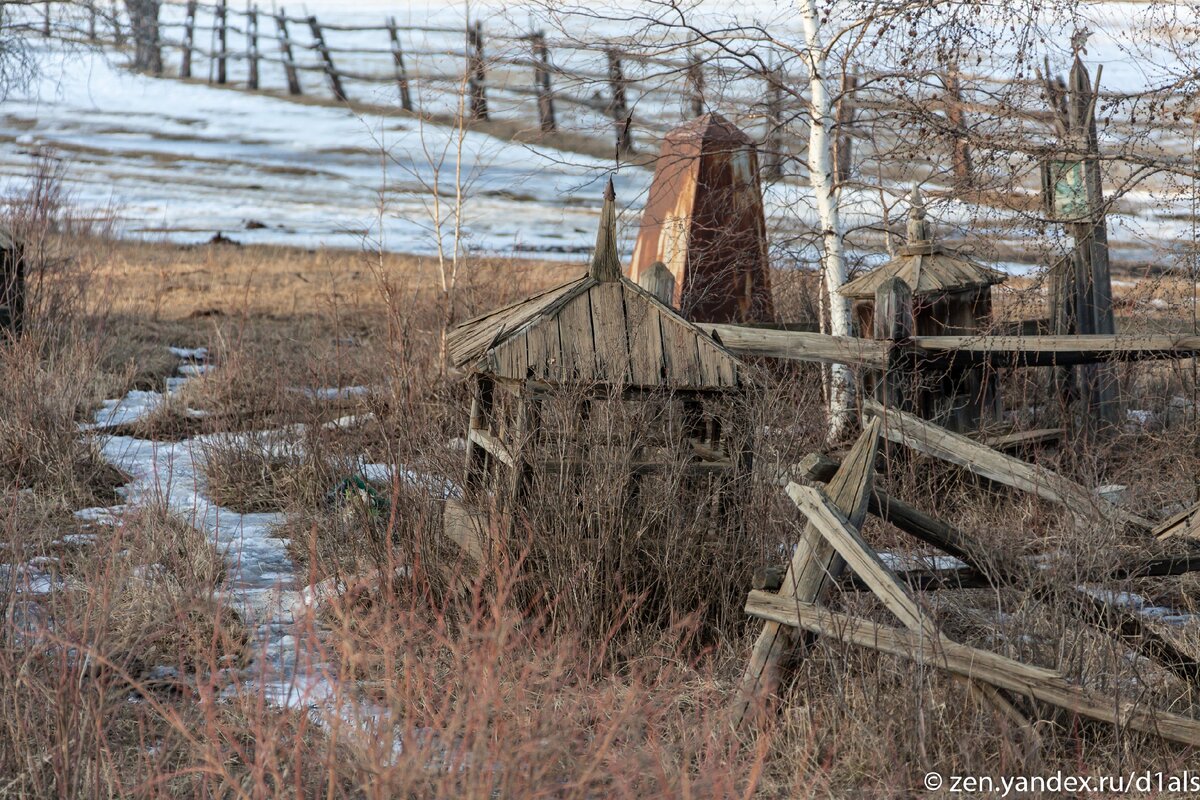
xmin=906 ymin=184 xmax=930 ymax=244
xmin=589 ymin=178 xmax=622 ymax=281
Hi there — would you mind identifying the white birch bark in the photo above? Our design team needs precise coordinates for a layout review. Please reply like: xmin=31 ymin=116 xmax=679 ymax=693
xmin=800 ymin=0 xmax=855 ymax=441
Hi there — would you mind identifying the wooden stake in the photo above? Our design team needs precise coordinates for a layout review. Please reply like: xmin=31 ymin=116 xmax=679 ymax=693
xmin=246 ymin=5 xmax=260 ymax=90
xmin=786 ymin=483 xmax=1039 ymax=743
xmin=387 ymin=17 xmax=413 ymax=112
xmin=733 ymin=418 xmax=881 ymax=726
xmin=308 ymin=16 xmax=347 ymax=101
xmin=216 ymin=0 xmax=227 ymax=84
xmin=467 ymin=21 xmax=489 ymax=120
xmin=275 ymin=9 xmax=302 ymax=96
xmin=180 ymin=0 xmax=197 ymax=79
xmin=606 ymin=48 xmax=631 ymax=152
xmin=532 ymin=30 xmax=555 ymax=133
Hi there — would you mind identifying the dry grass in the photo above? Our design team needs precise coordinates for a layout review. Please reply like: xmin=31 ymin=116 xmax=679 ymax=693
xmin=6 ymin=224 xmax=1200 ymax=797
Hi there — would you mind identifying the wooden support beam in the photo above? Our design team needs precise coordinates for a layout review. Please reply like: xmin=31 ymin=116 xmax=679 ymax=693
xmin=706 ymin=325 xmax=1200 ymax=369
xmin=982 ymin=427 xmax=1065 ymax=452
xmin=864 ymin=400 xmax=1153 ymax=533
xmin=744 ymin=591 xmax=1200 ymax=747
xmin=786 ymin=483 xmax=1037 ymax=739
xmin=734 ymin=419 xmax=881 ymax=726
xmin=704 ymin=324 xmax=887 ymax=368
xmin=468 ymin=428 xmax=513 ymax=468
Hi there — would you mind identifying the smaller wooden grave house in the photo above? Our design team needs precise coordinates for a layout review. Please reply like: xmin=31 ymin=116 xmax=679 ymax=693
xmin=445 ymin=180 xmax=751 ymax=557
xmin=840 ymin=187 xmax=1006 ymax=430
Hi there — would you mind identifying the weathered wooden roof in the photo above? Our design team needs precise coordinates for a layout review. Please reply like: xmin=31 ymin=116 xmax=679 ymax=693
xmin=447 ymin=180 xmax=743 ymax=390
xmin=842 ymin=187 xmax=1006 ymax=300
xmin=839 ymin=244 xmax=1006 ymax=300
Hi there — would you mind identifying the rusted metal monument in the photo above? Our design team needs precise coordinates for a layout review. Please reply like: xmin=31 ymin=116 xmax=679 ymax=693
xmin=840 ymin=188 xmax=1005 ymax=430
xmin=444 ymin=180 xmax=752 ymax=560
xmin=628 ymin=113 xmax=774 ymax=324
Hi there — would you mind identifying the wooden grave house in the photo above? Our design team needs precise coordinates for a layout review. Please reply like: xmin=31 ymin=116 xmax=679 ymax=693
xmin=840 ymin=188 xmax=1006 ymax=431
xmin=0 ymin=226 xmax=24 ymax=337
xmin=444 ymin=180 xmax=752 ymax=560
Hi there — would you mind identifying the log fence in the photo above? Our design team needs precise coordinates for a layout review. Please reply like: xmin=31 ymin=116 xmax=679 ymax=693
xmin=17 ymin=0 xmax=998 ymax=164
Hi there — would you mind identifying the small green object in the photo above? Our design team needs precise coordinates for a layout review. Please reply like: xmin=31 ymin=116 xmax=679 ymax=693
xmin=330 ymin=474 xmax=388 ymax=519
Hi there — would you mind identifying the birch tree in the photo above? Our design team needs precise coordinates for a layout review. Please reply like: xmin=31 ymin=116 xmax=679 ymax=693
xmin=799 ymin=0 xmax=854 ymax=441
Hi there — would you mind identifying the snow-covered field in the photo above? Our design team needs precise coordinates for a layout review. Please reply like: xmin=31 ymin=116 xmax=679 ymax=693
xmin=0 ymin=41 xmax=650 ymax=255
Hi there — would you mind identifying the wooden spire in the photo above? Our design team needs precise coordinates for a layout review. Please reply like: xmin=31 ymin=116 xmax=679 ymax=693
xmin=589 ymin=178 xmax=622 ymax=282
xmin=906 ymin=184 xmax=929 ymax=244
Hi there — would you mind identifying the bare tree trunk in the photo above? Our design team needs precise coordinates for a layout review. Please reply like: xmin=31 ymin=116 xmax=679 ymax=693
xmin=800 ymin=0 xmax=854 ymax=441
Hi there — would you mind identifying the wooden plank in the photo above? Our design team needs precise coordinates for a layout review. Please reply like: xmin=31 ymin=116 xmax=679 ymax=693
xmin=1155 ymin=501 xmax=1200 ymax=541
xmin=468 ymin=428 xmax=514 ymax=468
xmin=525 ymin=310 xmax=563 ymax=382
xmin=734 ymin=419 xmax=880 ymax=726
xmin=745 ymin=591 xmax=1200 ymax=747
xmin=555 ymin=291 xmax=596 ymax=382
xmin=661 ymin=315 xmax=703 ymax=387
xmin=917 ymin=334 xmax=1200 ymax=368
xmin=442 ymin=498 xmax=488 ymax=563
xmin=588 ymin=282 xmax=631 ymax=383
xmin=624 ymin=287 xmax=665 ymax=386
xmin=981 ymin=427 xmax=1065 ymax=452
xmin=705 ymin=323 xmax=888 ymax=369
xmin=864 ymin=400 xmax=1154 ymax=532
xmin=785 ymin=483 xmax=1037 ymax=738
xmin=706 ymin=325 xmax=1200 ymax=369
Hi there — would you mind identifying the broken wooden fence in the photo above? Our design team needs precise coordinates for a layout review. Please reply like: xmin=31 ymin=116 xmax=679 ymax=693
xmin=740 ymin=410 xmax=1200 ymax=747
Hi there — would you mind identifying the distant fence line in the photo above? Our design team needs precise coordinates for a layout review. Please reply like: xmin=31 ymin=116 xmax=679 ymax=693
xmin=22 ymin=0 xmax=1016 ymax=183
xmin=26 ymin=1 xmax=1167 ymax=190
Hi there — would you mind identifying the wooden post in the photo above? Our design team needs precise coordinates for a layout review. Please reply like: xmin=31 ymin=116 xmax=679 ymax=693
xmin=762 ymin=66 xmax=784 ymax=179
xmin=275 ymin=9 xmax=301 ymax=96
xmin=216 ymin=0 xmax=227 ymax=84
xmin=464 ymin=377 xmax=495 ymax=494
xmin=943 ymin=64 xmax=972 ymax=186
xmin=734 ymin=419 xmax=881 ymax=726
xmin=180 ymin=0 xmax=197 ymax=78
xmin=834 ymin=70 xmax=856 ymax=187
xmin=873 ymin=277 xmax=916 ymax=413
xmin=606 ymin=48 xmax=631 ymax=152
xmin=532 ymin=30 xmax=555 ymax=133
xmin=1043 ymin=57 xmax=1117 ymax=439
xmin=246 ymin=5 xmax=260 ymax=90
xmin=111 ymin=0 xmax=124 ymax=46
xmin=687 ymin=51 xmax=704 ymax=117
xmin=42 ymin=2 xmax=50 ymax=37
xmin=637 ymin=261 xmax=675 ymax=307
xmin=308 ymin=16 xmax=347 ymax=101
xmin=466 ymin=21 xmax=488 ymax=120
xmin=88 ymin=4 xmax=97 ymax=41
xmin=386 ymin=17 xmax=413 ymax=112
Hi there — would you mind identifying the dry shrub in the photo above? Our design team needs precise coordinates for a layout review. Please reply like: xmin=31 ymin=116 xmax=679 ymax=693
xmin=0 ymin=330 xmax=124 ymax=507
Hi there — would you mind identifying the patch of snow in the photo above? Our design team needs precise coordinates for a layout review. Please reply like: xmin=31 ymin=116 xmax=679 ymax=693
xmin=297 ymin=386 xmax=371 ymax=401
xmin=168 ymin=346 xmax=209 ymax=361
